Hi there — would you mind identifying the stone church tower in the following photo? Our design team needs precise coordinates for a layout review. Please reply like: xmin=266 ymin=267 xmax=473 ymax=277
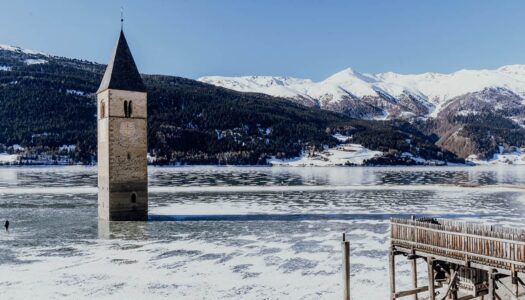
xmin=97 ymin=29 xmax=148 ymax=221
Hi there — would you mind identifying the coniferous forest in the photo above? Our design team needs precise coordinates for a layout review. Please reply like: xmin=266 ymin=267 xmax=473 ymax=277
xmin=0 ymin=48 xmax=465 ymax=165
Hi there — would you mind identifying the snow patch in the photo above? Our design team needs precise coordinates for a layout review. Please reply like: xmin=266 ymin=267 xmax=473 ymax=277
xmin=147 ymin=153 xmax=157 ymax=164
xmin=59 ymin=144 xmax=76 ymax=152
xmin=24 ymin=59 xmax=47 ymax=65
xmin=0 ymin=153 xmax=18 ymax=164
xmin=66 ymin=89 xmax=85 ymax=96
xmin=467 ymin=148 xmax=525 ymax=165
xmin=268 ymin=144 xmax=382 ymax=166
xmin=332 ymin=133 xmax=351 ymax=142
xmin=455 ymin=109 xmax=480 ymax=116
xmin=0 ymin=65 xmax=12 ymax=71
xmin=10 ymin=144 xmax=24 ymax=151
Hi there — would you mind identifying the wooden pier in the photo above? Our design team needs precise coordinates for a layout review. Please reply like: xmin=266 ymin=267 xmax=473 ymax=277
xmin=390 ymin=218 xmax=525 ymax=299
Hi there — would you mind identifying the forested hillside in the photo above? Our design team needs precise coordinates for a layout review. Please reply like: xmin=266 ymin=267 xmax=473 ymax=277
xmin=0 ymin=46 xmax=461 ymax=165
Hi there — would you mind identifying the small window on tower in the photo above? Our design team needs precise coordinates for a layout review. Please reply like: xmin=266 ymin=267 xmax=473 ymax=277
xmin=124 ymin=101 xmax=128 ymax=117
xmin=100 ymin=101 xmax=105 ymax=118
xmin=128 ymin=101 xmax=133 ymax=117
xmin=131 ymin=193 xmax=137 ymax=203
xmin=127 ymin=152 xmax=131 ymax=160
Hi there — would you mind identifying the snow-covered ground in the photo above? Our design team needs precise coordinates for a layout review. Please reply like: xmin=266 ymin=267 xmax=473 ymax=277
xmin=400 ymin=152 xmax=449 ymax=166
xmin=467 ymin=148 xmax=525 ymax=165
xmin=268 ymin=143 xmax=381 ymax=166
xmin=0 ymin=153 xmax=18 ymax=164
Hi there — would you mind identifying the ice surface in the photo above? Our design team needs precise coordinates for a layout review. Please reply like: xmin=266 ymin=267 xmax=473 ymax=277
xmin=1 ymin=166 xmax=525 ymax=299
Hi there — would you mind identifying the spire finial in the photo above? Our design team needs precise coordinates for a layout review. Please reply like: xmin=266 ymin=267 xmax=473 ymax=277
xmin=120 ymin=7 xmax=124 ymax=30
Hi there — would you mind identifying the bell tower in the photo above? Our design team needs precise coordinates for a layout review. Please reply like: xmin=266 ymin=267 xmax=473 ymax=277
xmin=97 ymin=29 xmax=148 ymax=221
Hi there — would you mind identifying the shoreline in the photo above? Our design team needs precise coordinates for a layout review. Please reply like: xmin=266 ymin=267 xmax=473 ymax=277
xmin=0 ymin=163 xmax=522 ymax=168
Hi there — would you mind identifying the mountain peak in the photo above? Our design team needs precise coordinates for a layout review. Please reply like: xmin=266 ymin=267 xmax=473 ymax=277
xmin=497 ymin=64 xmax=525 ymax=75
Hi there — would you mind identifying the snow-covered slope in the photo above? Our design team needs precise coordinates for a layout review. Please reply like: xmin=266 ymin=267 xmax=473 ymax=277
xmin=267 ymin=143 xmax=382 ymax=166
xmin=0 ymin=44 xmax=49 ymax=57
xmin=199 ymin=65 xmax=525 ymax=118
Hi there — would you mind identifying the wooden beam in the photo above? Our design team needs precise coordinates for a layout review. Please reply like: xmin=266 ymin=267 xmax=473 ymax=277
xmin=428 ymin=258 xmax=436 ymax=300
xmin=395 ymin=286 xmax=429 ymax=298
xmin=440 ymin=269 xmax=458 ymax=300
xmin=393 ymin=222 xmax=525 ymax=246
xmin=394 ymin=283 xmax=443 ymax=298
xmin=395 ymin=246 xmax=515 ymax=276
xmin=457 ymin=294 xmax=479 ymax=300
xmin=392 ymin=238 xmax=525 ymax=269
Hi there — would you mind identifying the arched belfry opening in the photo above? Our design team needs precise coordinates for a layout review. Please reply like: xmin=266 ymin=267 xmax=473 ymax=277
xmin=123 ymin=100 xmax=133 ymax=118
xmin=96 ymin=27 xmax=148 ymax=221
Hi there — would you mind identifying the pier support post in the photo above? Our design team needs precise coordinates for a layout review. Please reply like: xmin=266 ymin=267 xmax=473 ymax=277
xmin=447 ymin=268 xmax=458 ymax=300
xmin=512 ymin=265 xmax=519 ymax=298
xmin=411 ymin=256 xmax=418 ymax=300
xmin=390 ymin=246 xmax=396 ymax=300
xmin=488 ymin=269 xmax=495 ymax=300
xmin=342 ymin=233 xmax=350 ymax=300
xmin=427 ymin=258 xmax=435 ymax=300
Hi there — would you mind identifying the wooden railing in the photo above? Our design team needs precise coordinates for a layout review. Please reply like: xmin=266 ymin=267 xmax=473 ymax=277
xmin=391 ymin=218 xmax=525 ymax=271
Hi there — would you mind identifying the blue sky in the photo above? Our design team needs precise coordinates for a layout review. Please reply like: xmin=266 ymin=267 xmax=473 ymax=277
xmin=1 ymin=0 xmax=525 ymax=80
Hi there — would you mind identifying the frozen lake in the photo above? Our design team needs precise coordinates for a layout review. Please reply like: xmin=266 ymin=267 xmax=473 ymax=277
xmin=1 ymin=166 xmax=525 ymax=299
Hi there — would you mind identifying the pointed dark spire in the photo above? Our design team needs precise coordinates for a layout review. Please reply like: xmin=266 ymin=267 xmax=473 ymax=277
xmin=97 ymin=30 xmax=146 ymax=93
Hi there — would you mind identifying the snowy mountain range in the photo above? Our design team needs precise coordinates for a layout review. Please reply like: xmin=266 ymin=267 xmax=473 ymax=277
xmin=199 ymin=65 xmax=525 ymax=121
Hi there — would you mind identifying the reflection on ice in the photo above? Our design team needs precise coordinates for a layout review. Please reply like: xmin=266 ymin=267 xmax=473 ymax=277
xmin=148 ymin=213 xmax=491 ymax=222
xmin=97 ymin=220 xmax=148 ymax=240
xmin=3 ymin=165 xmax=525 ymax=189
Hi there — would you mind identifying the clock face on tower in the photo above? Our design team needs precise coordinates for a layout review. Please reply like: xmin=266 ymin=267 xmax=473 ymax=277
xmin=120 ymin=121 xmax=136 ymax=139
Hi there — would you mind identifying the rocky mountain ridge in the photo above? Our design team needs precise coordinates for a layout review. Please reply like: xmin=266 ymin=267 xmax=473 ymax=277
xmin=199 ymin=66 xmax=525 ymax=121
xmin=200 ymin=67 xmax=525 ymax=159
